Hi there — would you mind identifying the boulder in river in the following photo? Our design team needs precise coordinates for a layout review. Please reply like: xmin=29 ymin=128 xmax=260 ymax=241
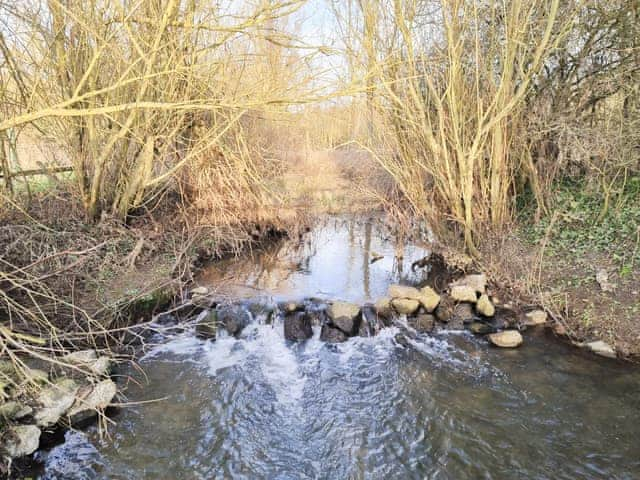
xmin=450 ymin=285 xmax=477 ymax=303
xmin=585 ymin=340 xmax=616 ymax=359
xmin=488 ymin=330 xmax=523 ymax=348
xmin=476 ymin=294 xmax=495 ymax=317
xmin=284 ymin=312 xmax=313 ymax=341
xmin=67 ymin=379 xmax=117 ymax=425
xmin=374 ymin=297 xmax=393 ymax=319
xmin=34 ymin=378 xmax=79 ymax=427
xmin=418 ymin=286 xmax=441 ymax=312
xmin=388 ymin=284 xmax=421 ymax=300
xmin=218 ymin=304 xmax=252 ymax=337
xmin=320 ymin=324 xmax=348 ymax=343
xmin=4 ymin=425 xmax=41 ymax=458
xmin=391 ymin=298 xmax=420 ymax=315
xmin=327 ymin=301 xmax=361 ymax=335
xmin=196 ymin=310 xmax=218 ymax=340
xmin=524 ymin=310 xmax=547 ymax=326
xmin=388 ymin=284 xmax=440 ymax=312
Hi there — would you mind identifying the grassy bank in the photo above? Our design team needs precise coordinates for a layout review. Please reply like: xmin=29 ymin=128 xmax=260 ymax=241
xmin=480 ymin=179 xmax=640 ymax=357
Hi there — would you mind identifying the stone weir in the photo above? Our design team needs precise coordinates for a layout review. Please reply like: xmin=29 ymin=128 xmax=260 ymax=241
xmin=190 ymin=274 xmax=550 ymax=350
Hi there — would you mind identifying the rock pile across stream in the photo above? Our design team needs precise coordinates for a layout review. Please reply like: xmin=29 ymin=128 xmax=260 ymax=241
xmin=192 ymin=273 xmax=547 ymax=350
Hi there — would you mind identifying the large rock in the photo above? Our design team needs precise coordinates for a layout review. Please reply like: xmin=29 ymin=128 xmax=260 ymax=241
xmin=450 ymin=285 xmax=477 ymax=303
xmin=388 ymin=285 xmax=440 ymax=312
xmin=451 ymin=274 xmax=487 ymax=294
xmin=391 ymin=298 xmax=420 ymax=315
xmin=418 ymin=286 xmax=441 ymax=312
xmin=476 ymin=294 xmax=495 ymax=317
xmin=284 ymin=312 xmax=313 ymax=341
xmin=34 ymin=378 xmax=79 ymax=427
xmin=196 ymin=310 xmax=218 ymax=340
xmin=218 ymin=304 xmax=252 ymax=336
xmin=524 ymin=310 xmax=547 ymax=326
xmin=67 ymin=379 xmax=117 ymax=425
xmin=327 ymin=302 xmax=361 ymax=335
xmin=388 ymin=284 xmax=421 ymax=299
xmin=374 ymin=297 xmax=393 ymax=319
xmin=488 ymin=330 xmax=523 ymax=348
xmin=409 ymin=314 xmax=435 ymax=333
xmin=585 ymin=340 xmax=616 ymax=359
xmin=320 ymin=324 xmax=348 ymax=343
xmin=4 ymin=425 xmax=41 ymax=458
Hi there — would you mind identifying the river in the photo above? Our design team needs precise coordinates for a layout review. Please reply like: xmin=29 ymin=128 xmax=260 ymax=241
xmin=34 ymin=216 xmax=640 ymax=479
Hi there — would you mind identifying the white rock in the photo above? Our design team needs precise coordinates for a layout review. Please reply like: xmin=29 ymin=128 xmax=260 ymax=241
xmin=450 ymin=285 xmax=477 ymax=303
xmin=5 ymin=425 xmax=41 ymax=458
xmin=489 ymin=330 xmax=523 ymax=348
xmin=586 ymin=340 xmax=616 ymax=359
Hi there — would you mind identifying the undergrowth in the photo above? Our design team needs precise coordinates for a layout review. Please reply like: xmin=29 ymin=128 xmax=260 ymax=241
xmin=523 ymin=177 xmax=640 ymax=274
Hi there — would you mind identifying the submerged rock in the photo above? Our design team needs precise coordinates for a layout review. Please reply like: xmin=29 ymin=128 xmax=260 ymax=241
xmin=450 ymin=285 xmax=477 ymax=303
xmin=524 ymin=310 xmax=547 ymax=326
xmin=489 ymin=330 xmax=523 ymax=348
xmin=585 ymin=340 xmax=616 ymax=359
xmin=327 ymin=302 xmax=361 ymax=335
xmin=320 ymin=324 xmax=348 ymax=343
xmin=476 ymin=294 xmax=495 ymax=317
xmin=391 ymin=298 xmax=420 ymax=315
xmin=4 ymin=425 xmax=41 ymax=458
xmin=196 ymin=310 xmax=218 ymax=340
xmin=284 ymin=312 xmax=313 ymax=341
xmin=218 ymin=304 xmax=252 ymax=337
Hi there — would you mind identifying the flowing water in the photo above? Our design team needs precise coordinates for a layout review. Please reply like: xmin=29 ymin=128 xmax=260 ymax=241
xmin=35 ymin=217 xmax=640 ymax=479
